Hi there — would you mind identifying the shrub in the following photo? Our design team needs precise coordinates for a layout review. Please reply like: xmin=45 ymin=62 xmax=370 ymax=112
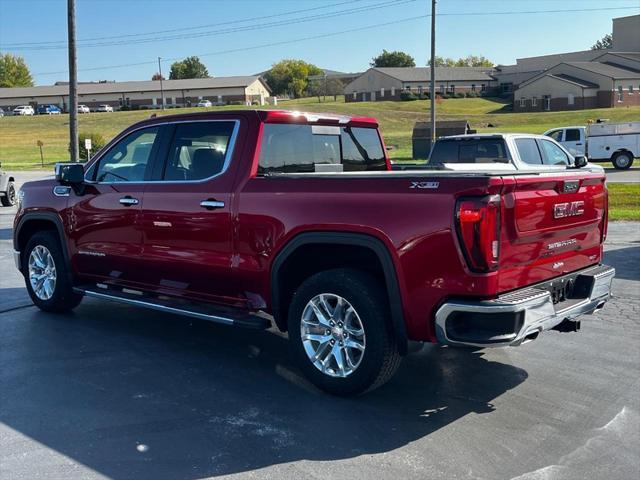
xmin=119 ymin=104 xmax=130 ymax=111
xmin=466 ymin=91 xmax=479 ymax=98
xmin=400 ymin=91 xmax=418 ymax=101
xmin=79 ymin=132 xmax=106 ymax=161
xmin=454 ymin=92 xmax=465 ymax=98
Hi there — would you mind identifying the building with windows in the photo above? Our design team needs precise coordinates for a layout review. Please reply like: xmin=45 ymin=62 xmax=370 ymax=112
xmin=343 ymin=67 xmax=498 ymax=102
xmin=0 ymin=76 xmax=272 ymax=112
xmin=513 ymin=52 xmax=640 ymax=112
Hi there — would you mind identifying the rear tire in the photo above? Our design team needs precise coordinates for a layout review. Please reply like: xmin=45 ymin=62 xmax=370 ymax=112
xmin=1 ymin=181 xmax=15 ymax=207
xmin=611 ymin=151 xmax=633 ymax=170
xmin=287 ymin=268 xmax=401 ymax=396
xmin=23 ymin=232 xmax=82 ymax=313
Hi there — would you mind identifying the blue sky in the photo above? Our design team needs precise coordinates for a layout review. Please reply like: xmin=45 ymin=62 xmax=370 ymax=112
xmin=0 ymin=0 xmax=638 ymax=85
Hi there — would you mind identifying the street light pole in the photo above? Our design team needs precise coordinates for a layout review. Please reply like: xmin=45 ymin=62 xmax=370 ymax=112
xmin=158 ymin=57 xmax=165 ymax=111
xmin=429 ymin=0 xmax=437 ymax=149
xmin=67 ymin=0 xmax=79 ymax=162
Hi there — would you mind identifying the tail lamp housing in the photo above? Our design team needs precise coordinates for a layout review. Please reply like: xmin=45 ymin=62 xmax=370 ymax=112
xmin=455 ymin=195 xmax=501 ymax=273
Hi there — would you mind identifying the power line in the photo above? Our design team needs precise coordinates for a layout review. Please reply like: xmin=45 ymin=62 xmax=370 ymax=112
xmin=31 ymin=5 xmax=639 ymax=77
xmin=1 ymin=0 xmax=365 ymax=47
xmin=5 ymin=0 xmax=414 ymax=50
xmin=11 ymin=3 xmax=637 ymax=51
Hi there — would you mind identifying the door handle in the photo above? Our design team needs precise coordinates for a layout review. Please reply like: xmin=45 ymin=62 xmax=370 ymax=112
xmin=119 ymin=196 xmax=139 ymax=206
xmin=200 ymin=199 xmax=225 ymax=210
xmin=576 ymin=143 xmax=582 ymax=146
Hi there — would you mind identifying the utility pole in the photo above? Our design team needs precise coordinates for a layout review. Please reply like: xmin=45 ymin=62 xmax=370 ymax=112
xmin=158 ymin=57 xmax=165 ymax=110
xmin=429 ymin=0 xmax=437 ymax=149
xmin=67 ymin=0 xmax=79 ymax=162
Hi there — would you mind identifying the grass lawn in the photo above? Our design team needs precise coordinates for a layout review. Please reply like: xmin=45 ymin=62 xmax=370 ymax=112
xmin=608 ymin=184 xmax=640 ymax=221
xmin=2 ymin=96 xmax=640 ymax=169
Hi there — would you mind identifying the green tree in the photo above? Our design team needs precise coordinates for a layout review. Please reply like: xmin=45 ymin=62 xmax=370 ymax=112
xmin=169 ymin=56 xmax=209 ymax=79
xmin=263 ymin=59 xmax=323 ymax=98
xmin=591 ymin=33 xmax=613 ymax=50
xmin=371 ymin=49 xmax=415 ymax=67
xmin=307 ymin=77 xmax=345 ymax=102
xmin=0 ymin=53 xmax=34 ymax=87
xmin=429 ymin=55 xmax=493 ymax=67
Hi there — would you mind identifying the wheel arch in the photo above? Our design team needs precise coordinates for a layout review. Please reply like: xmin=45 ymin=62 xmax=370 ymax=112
xmin=270 ymin=231 xmax=408 ymax=355
xmin=14 ymin=212 xmax=70 ymax=276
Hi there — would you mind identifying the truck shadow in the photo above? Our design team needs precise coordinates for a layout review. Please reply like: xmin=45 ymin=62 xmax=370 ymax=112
xmin=0 ymin=227 xmax=12 ymax=241
xmin=1 ymin=298 xmax=527 ymax=479
xmin=604 ymin=245 xmax=640 ymax=281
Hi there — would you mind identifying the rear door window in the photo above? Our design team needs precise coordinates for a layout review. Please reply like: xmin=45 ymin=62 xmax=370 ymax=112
xmin=257 ymin=124 xmax=386 ymax=175
xmin=514 ymin=138 xmax=543 ymax=165
xmin=565 ymin=129 xmax=581 ymax=142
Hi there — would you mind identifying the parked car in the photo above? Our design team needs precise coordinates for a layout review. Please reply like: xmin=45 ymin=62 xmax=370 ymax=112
xmin=95 ymin=104 xmax=114 ymax=113
xmin=36 ymin=104 xmax=62 ymax=115
xmin=425 ymin=133 xmax=588 ymax=169
xmin=197 ymin=99 xmax=212 ymax=107
xmin=0 ymin=162 xmax=16 ymax=207
xmin=0 ymin=107 xmax=5 ymax=117
xmin=78 ymin=104 xmax=90 ymax=113
xmin=13 ymin=110 xmax=614 ymax=396
xmin=544 ymin=122 xmax=639 ymax=170
xmin=13 ymin=105 xmax=34 ymax=116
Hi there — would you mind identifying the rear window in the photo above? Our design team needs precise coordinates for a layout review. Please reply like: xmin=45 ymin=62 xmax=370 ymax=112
xmin=515 ymin=138 xmax=543 ymax=165
xmin=257 ymin=124 xmax=386 ymax=175
xmin=429 ymin=138 xmax=509 ymax=165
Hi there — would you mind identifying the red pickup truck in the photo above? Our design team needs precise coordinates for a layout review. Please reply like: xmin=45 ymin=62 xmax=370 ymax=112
xmin=13 ymin=110 xmax=615 ymax=395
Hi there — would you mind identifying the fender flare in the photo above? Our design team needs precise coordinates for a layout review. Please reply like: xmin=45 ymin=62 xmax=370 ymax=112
xmin=270 ymin=231 xmax=408 ymax=355
xmin=14 ymin=212 xmax=70 ymax=276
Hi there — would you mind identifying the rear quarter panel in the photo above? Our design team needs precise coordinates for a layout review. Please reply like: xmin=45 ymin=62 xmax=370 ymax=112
xmin=235 ymin=174 xmax=503 ymax=342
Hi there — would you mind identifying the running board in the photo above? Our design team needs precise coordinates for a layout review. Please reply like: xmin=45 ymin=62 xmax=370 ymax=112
xmin=73 ymin=286 xmax=271 ymax=330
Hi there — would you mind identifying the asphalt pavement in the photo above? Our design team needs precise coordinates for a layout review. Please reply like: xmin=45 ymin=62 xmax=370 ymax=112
xmin=0 ymin=174 xmax=639 ymax=480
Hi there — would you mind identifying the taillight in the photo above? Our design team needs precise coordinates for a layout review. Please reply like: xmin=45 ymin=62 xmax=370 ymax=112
xmin=455 ymin=196 xmax=501 ymax=273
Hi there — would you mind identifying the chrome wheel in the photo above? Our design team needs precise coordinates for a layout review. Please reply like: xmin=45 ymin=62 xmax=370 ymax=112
xmin=300 ymin=293 xmax=366 ymax=378
xmin=28 ymin=245 xmax=57 ymax=300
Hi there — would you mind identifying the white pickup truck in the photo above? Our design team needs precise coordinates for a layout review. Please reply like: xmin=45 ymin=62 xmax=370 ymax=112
xmin=544 ymin=122 xmax=639 ymax=170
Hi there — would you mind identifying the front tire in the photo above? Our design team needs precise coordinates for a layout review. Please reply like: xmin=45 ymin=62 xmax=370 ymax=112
xmin=612 ymin=151 xmax=633 ymax=170
xmin=23 ymin=232 xmax=82 ymax=313
xmin=287 ymin=268 xmax=401 ymax=396
xmin=1 ymin=181 xmax=15 ymax=207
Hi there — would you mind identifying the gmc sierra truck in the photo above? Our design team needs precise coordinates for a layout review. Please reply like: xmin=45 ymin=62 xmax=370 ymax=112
xmin=13 ymin=110 xmax=615 ymax=396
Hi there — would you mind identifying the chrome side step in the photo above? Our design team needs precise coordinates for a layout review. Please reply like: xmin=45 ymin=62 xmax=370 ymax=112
xmin=73 ymin=286 xmax=271 ymax=330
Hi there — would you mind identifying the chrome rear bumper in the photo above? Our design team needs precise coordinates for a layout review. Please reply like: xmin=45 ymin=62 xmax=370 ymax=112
xmin=13 ymin=250 xmax=21 ymax=271
xmin=435 ymin=264 xmax=615 ymax=348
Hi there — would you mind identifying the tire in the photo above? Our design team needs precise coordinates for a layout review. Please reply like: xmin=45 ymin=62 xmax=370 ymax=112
xmin=287 ymin=268 xmax=401 ymax=396
xmin=611 ymin=151 xmax=633 ymax=170
xmin=23 ymin=231 xmax=82 ymax=313
xmin=1 ymin=181 xmax=16 ymax=207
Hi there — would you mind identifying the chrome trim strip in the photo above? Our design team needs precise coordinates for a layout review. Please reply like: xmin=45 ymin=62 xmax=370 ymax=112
xmin=13 ymin=250 xmax=21 ymax=270
xmin=84 ymin=119 xmax=241 ymax=185
xmin=434 ymin=265 xmax=615 ymax=348
xmin=75 ymin=288 xmax=235 ymax=326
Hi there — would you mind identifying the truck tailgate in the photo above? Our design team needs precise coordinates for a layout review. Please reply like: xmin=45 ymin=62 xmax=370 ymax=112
xmin=498 ymin=172 xmax=607 ymax=292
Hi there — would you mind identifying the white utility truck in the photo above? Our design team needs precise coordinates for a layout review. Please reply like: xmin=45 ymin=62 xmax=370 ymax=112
xmin=544 ymin=122 xmax=639 ymax=170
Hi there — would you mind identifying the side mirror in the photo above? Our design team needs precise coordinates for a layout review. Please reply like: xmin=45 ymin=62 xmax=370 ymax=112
xmin=573 ymin=156 xmax=588 ymax=168
xmin=55 ymin=163 xmax=85 ymax=185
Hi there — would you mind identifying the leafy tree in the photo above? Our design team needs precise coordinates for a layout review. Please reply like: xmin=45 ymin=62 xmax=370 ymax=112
xmin=591 ymin=33 xmax=613 ymax=50
xmin=151 ymin=72 xmax=165 ymax=80
xmin=371 ymin=50 xmax=415 ymax=67
xmin=263 ymin=59 xmax=323 ymax=98
xmin=429 ymin=55 xmax=493 ymax=67
xmin=169 ymin=56 xmax=209 ymax=79
xmin=307 ymin=77 xmax=345 ymax=102
xmin=0 ymin=53 xmax=34 ymax=87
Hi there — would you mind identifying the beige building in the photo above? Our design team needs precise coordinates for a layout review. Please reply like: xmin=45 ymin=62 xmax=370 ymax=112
xmin=344 ymin=67 xmax=498 ymax=102
xmin=513 ymin=53 xmax=640 ymax=112
xmin=0 ymin=76 xmax=271 ymax=111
